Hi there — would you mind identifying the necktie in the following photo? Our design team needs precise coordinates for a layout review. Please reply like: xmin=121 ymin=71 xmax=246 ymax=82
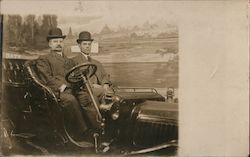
xmin=87 ymin=56 xmax=90 ymax=61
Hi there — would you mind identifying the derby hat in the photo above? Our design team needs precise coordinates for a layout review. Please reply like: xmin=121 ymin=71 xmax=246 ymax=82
xmin=77 ymin=31 xmax=93 ymax=43
xmin=47 ymin=28 xmax=66 ymax=41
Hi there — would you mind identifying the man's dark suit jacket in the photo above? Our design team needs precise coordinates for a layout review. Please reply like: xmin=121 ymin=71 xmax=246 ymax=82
xmin=36 ymin=52 xmax=75 ymax=92
xmin=71 ymin=53 xmax=111 ymax=86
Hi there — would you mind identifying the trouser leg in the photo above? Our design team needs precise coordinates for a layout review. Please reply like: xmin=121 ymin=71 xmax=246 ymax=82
xmin=60 ymin=92 xmax=88 ymax=134
xmin=77 ymin=89 xmax=104 ymax=130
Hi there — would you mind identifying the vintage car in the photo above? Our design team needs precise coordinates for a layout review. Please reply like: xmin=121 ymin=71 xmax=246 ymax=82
xmin=0 ymin=54 xmax=178 ymax=156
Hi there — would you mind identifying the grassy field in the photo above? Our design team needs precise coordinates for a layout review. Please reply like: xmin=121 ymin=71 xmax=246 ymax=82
xmin=103 ymin=61 xmax=178 ymax=88
xmin=93 ymin=38 xmax=179 ymax=92
xmin=98 ymin=38 xmax=178 ymax=55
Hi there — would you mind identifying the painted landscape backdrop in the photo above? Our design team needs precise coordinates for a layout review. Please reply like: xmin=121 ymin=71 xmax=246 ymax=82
xmin=3 ymin=14 xmax=178 ymax=96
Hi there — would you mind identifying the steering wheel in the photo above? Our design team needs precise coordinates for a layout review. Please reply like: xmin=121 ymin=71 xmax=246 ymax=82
xmin=65 ymin=62 xmax=97 ymax=84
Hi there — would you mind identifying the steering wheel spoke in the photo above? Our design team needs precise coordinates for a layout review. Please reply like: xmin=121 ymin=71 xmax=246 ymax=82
xmin=65 ymin=63 xmax=97 ymax=84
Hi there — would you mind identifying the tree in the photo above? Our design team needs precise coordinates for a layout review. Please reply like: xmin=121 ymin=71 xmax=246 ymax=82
xmin=26 ymin=15 xmax=35 ymax=43
xmin=3 ymin=15 xmax=10 ymax=50
xmin=100 ymin=24 xmax=112 ymax=34
xmin=41 ymin=15 xmax=58 ymax=36
xmin=38 ymin=15 xmax=58 ymax=49
xmin=130 ymin=32 xmax=138 ymax=39
xmin=7 ymin=15 xmax=22 ymax=46
xmin=22 ymin=15 xmax=37 ymax=46
xmin=4 ymin=14 xmax=58 ymax=50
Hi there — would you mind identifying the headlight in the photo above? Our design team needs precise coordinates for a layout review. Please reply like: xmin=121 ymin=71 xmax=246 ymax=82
xmin=110 ymin=96 xmax=121 ymax=120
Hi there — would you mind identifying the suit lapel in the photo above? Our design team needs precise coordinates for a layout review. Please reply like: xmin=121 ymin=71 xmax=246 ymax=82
xmin=51 ymin=51 xmax=65 ymax=63
xmin=80 ymin=54 xmax=88 ymax=62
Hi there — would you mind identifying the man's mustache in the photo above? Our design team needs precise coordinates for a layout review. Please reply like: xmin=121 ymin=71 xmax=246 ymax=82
xmin=56 ymin=45 xmax=62 ymax=48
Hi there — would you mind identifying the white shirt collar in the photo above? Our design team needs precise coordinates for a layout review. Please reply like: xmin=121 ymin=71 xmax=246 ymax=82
xmin=56 ymin=51 xmax=63 ymax=56
xmin=81 ymin=53 xmax=90 ymax=60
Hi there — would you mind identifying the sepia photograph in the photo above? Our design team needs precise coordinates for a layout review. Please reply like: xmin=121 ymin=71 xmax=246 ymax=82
xmin=0 ymin=1 xmax=178 ymax=156
xmin=1 ymin=0 xmax=249 ymax=157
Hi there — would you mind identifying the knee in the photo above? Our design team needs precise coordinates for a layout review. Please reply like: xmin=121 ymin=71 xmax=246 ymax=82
xmin=60 ymin=93 xmax=78 ymax=107
xmin=92 ymin=87 xmax=105 ymax=98
xmin=77 ymin=91 xmax=91 ymax=107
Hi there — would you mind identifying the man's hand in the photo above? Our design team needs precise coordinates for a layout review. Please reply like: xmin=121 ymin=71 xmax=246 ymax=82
xmin=103 ymin=84 xmax=110 ymax=91
xmin=104 ymin=85 xmax=114 ymax=96
xmin=92 ymin=84 xmax=103 ymax=88
xmin=92 ymin=83 xmax=110 ymax=90
xmin=59 ymin=84 xmax=67 ymax=93
xmin=99 ymin=103 xmax=113 ymax=111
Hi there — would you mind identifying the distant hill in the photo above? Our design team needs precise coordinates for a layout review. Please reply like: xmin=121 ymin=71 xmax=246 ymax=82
xmin=94 ymin=22 xmax=178 ymax=40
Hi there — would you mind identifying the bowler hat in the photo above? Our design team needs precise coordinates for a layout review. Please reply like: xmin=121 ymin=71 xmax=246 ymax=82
xmin=47 ymin=28 xmax=66 ymax=41
xmin=77 ymin=31 xmax=93 ymax=43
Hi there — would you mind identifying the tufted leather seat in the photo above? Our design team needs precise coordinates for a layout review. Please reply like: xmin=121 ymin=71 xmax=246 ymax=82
xmin=24 ymin=60 xmax=68 ymax=142
xmin=24 ymin=60 xmax=90 ymax=148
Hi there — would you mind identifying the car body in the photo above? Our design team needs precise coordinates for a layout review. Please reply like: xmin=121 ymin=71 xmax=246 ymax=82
xmin=1 ymin=54 xmax=178 ymax=156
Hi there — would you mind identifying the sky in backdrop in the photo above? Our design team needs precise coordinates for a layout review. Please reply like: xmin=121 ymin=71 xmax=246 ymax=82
xmin=1 ymin=0 xmax=181 ymax=33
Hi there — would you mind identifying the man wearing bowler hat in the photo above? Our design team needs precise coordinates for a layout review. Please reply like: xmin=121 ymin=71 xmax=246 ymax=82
xmin=72 ymin=31 xmax=112 ymax=128
xmin=73 ymin=31 xmax=112 ymax=98
xmin=36 ymin=28 xmax=93 ymax=147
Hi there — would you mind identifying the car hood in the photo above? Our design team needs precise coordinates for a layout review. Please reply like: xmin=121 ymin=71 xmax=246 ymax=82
xmin=133 ymin=100 xmax=178 ymax=124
